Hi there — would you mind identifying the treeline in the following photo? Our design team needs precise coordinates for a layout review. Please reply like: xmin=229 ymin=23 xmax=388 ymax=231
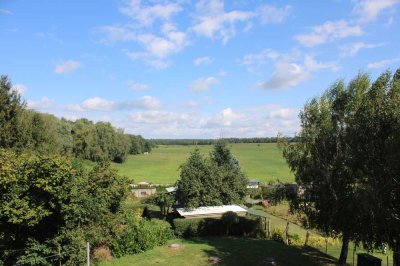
xmin=150 ymin=137 xmax=295 ymax=145
xmin=0 ymin=75 xmax=152 ymax=163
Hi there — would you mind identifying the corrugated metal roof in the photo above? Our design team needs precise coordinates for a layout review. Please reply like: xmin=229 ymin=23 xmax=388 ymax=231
xmin=176 ymin=205 xmax=247 ymax=217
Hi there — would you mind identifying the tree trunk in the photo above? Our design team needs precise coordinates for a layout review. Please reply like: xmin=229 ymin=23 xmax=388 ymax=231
xmin=394 ymin=246 xmax=400 ymax=266
xmin=338 ymin=233 xmax=350 ymax=265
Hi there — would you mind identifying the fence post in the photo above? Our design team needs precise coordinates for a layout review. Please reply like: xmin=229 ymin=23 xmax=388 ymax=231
xmin=267 ymin=219 xmax=270 ymax=238
xmin=325 ymin=238 xmax=328 ymax=254
xmin=352 ymin=245 xmax=356 ymax=266
xmin=285 ymin=222 xmax=290 ymax=245
xmin=87 ymin=242 xmax=90 ymax=266
xmin=305 ymin=231 xmax=309 ymax=246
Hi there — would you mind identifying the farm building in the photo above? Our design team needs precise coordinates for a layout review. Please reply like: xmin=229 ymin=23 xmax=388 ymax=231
xmin=131 ymin=187 xmax=156 ymax=198
xmin=176 ymin=205 xmax=247 ymax=219
xmin=247 ymin=180 xmax=260 ymax=188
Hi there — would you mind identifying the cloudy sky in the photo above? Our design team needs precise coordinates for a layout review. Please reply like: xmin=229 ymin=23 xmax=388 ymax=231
xmin=1 ymin=0 xmax=399 ymax=138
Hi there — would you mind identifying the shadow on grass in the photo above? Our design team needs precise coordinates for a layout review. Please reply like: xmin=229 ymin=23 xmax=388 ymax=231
xmin=187 ymin=237 xmax=338 ymax=266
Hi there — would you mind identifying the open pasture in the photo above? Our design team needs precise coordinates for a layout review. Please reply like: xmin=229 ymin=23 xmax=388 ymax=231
xmin=110 ymin=143 xmax=293 ymax=184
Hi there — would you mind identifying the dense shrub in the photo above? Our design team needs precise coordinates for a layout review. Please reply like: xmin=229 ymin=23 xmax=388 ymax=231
xmin=111 ymin=217 xmax=173 ymax=257
xmin=271 ymin=228 xmax=285 ymax=243
xmin=173 ymin=215 xmax=262 ymax=238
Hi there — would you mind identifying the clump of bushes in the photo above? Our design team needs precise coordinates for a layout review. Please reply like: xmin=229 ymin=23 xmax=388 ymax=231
xmin=173 ymin=214 xmax=262 ymax=238
xmin=111 ymin=216 xmax=173 ymax=257
xmin=271 ymin=228 xmax=285 ymax=243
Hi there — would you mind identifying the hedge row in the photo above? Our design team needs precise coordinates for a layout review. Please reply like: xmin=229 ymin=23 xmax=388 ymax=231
xmin=173 ymin=215 xmax=263 ymax=238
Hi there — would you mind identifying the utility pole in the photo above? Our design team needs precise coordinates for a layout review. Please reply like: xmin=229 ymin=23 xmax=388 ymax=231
xmin=86 ymin=242 xmax=90 ymax=266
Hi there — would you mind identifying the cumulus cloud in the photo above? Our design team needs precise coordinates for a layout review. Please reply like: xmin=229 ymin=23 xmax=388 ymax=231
xmin=122 ymin=104 xmax=299 ymax=138
xmin=295 ymin=20 xmax=363 ymax=47
xmin=340 ymin=42 xmax=388 ymax=57
xmin=194 ymin=56 xmax=213 ymax=66
xmin=259 ymin=53 xmax=338 ymax=90
xmin=189 ymin=77 xmax=219 ymax=92
xmin=72 ymin=96 xmax=161 ymax=112
xmin=353 ymin=0 xmax=400 ymax=23
xmin=257 ymin=4 xmax=291 ymax=24
xmin=119 ymin=0 xmax=182 ymax=27
xmin=12 ymin=84 xmax=27 ymax=96
xmin=28 ymin=97 xmax=55 ymax=110
xmin=54 ymin=60 xmax=81 ymax=74
xmin=192 ymin=0 xmax=254 ymax=44
xmin=128 ymin=81 xmax=150 ymax=91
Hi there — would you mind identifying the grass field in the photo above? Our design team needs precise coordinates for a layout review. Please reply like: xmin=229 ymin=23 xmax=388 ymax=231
xmin=101 ymin=237 xmax=336 ymax=266
xmin=109 ymin=143 xmax=293 ymax=184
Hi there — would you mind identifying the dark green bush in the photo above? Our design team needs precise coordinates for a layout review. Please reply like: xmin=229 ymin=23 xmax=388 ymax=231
xmin=173 ymin=215 xmax=262 ymax=238
xmin=111 ymin=217 xmax=173 ymax=257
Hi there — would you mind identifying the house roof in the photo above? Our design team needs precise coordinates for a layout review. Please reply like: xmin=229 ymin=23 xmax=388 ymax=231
xmin=166 ymin=186 xmax=177 ymax=193
xmin=176 ymin=205 xmax=247 ymax=218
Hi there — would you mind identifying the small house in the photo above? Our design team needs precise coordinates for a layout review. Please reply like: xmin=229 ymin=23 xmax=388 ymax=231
xmin=131 ymin=187 xmax=156 ymax=198
xmin=247 ymin=180 xmax=260 ymax=189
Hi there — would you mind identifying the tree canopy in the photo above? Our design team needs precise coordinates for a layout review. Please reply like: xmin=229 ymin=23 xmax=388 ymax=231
xmin=282 ymin=68 xmax=400 ymax=264
xmin=176 ymin=141 xmax=248 ymax=208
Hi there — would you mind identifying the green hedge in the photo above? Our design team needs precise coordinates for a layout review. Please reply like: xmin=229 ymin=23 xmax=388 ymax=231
xmin=173 ymin=215 xmax=262 ymax=238
xmin=111 ymin=217 xmax=173 ymax=257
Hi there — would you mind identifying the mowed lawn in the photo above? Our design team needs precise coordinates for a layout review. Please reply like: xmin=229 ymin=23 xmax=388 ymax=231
xmin=110 ymin=143 xmax=293 ymax=184
xmin=101 ymin=237 xmax=336 ymax=266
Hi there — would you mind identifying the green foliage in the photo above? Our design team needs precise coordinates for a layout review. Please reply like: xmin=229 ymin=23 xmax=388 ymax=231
xmin=271 ymin=228 xmax=285 ymax=243
xmin=172 ymin=216 xmax=262 ymax=238
xmin=0 ymin=149 xmax=128 ymax=265
xmin=176 ymin=141 xmax=248 ymax=208
xmin=111 ymin=216 xmax=173 ymax=257
xmin=0 ymin=75 xmax=25 ymax=149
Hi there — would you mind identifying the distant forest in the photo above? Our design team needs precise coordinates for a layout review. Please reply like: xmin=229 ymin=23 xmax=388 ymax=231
xmin=150 ymin=137 xmax=296 ymax=145
xmin=0 ymin=76 xmax=152 ymax=163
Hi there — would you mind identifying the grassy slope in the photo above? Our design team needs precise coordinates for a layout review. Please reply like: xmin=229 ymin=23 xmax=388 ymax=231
xmin=110 ymin=143 xmax=293 ymax=184
xmin=101 ymin=237 xmax=336 ymax=266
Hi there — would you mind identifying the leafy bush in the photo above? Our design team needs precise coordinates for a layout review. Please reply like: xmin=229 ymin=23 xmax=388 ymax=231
xmin=271 ymin=228 xmax=285 ymax=243
xmin=111 ymin=217 xmax=173 ymax=257
xmin=173 ymin=215 xmax=263 ymax=238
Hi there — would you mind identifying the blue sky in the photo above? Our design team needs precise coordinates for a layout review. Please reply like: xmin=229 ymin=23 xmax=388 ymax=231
xmin=1 ymin=0 xmax=399 ymax=138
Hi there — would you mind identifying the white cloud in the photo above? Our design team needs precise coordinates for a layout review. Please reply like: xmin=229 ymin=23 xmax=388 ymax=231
xmin=295 ymin=20 xmax=363 ymax=47
xmin=340 ymin=42 xmax=388 ymax=57
xmin=12 ymin=84 xmax=27 ymax=96
xmin=126 ymin=29 xmax=188 ymax=69
xmin=54 ymin=60 xmax=81 ymax=74
xmin=28 ymin=97 xmax=55 ymax=110
xmin=257 ymin=5 xmax=291 ymax=24
xmin=119 ymin=0 xmax=182 ymax=27
xmin=128 ymin=81 xmax=150 ymax=91
xmin=75 ymin=96 xmax=161 ymax=112
xmin=353 ymin=0 xmax=400 ymax=23
xmin=259 ymin=54 xmax=338 ymax=90
xmin=194 ymin=56 xmax=213 ymax=66
xmin=82 ymin=97 xmax=115 ymax=111
xmin=367 ymin=58 xmax=400 ymax=69
xmin=189 ymin=77 xmax=219 ymax=92
xmin=192 ymin=0 xmax=254 ymax=44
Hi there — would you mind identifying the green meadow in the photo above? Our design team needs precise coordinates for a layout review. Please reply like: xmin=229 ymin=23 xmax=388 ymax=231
xmin=108 ymin=143 xmax=294 ymax=184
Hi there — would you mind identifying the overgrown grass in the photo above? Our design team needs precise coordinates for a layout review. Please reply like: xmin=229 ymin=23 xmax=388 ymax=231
xmin=101 ymin=237 xmax=337 ymax=266
xmin=106 ymin=143 xmax=293 ymax=184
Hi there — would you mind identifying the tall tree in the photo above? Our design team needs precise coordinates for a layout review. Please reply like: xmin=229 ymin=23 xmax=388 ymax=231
xmin=282 ymin=74 xmax=371 ymax=264
xmin=176 ymin=142 xmax=247 ymax=208
xmin=0 ymin=75 xmax=25 ymax=149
